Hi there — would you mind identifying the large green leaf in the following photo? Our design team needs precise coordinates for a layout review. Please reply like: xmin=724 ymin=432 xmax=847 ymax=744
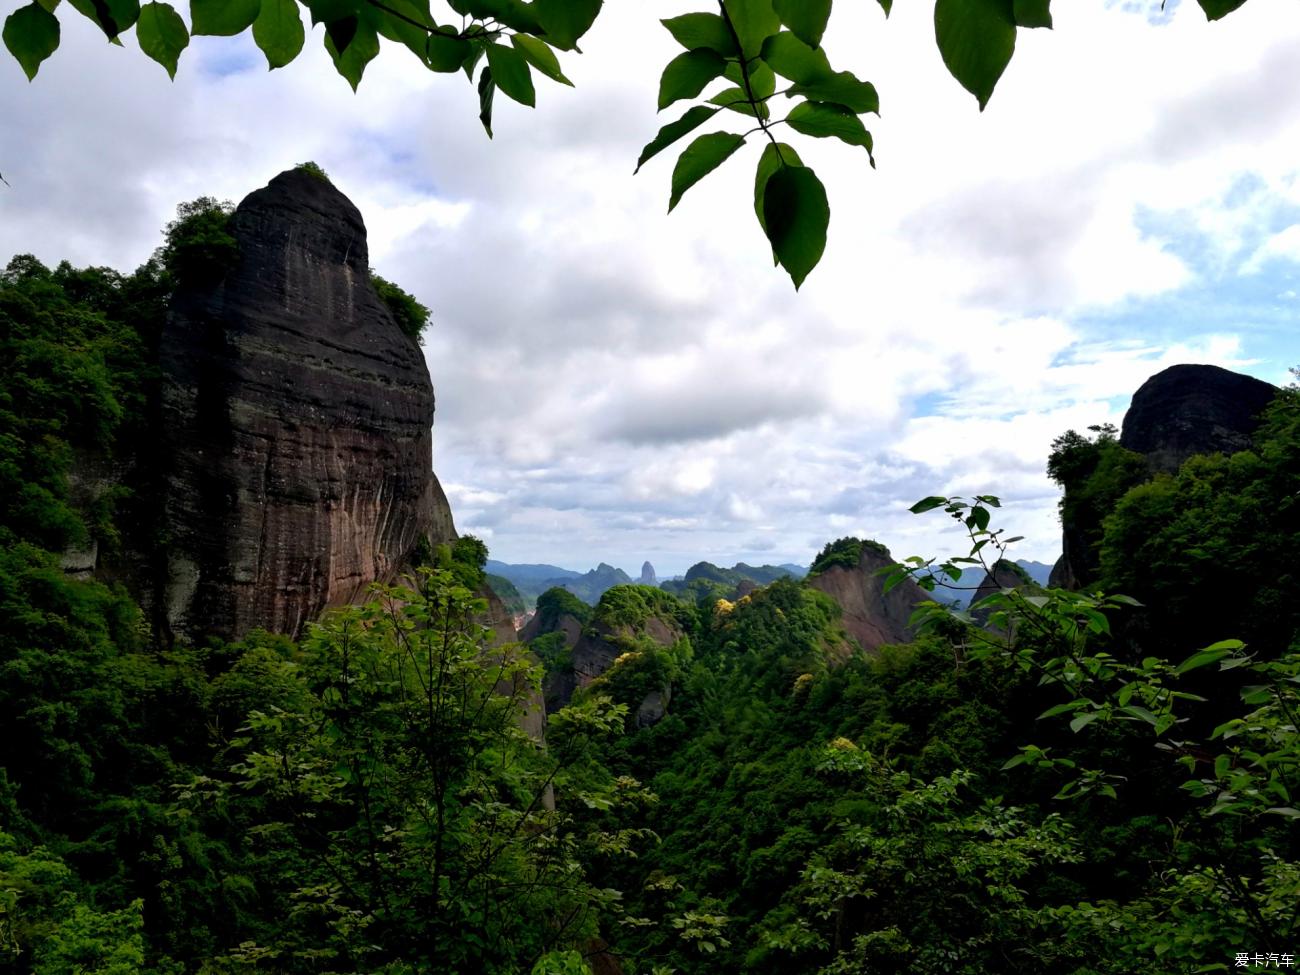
xmin=753 ymin=140 xmax=803 ymax=236
xmin=934 ymin=0 xmax=1016 ymax=110
xmin=658 ymin=49 xmax=727 ymax=111
xmin=534 ymin=0 xmax=600 ymax=50
xmin=661 ymin=12 xmax=737 ymax=56
xmin=371 ymin=0 xmax=433 ymax=59
xmin=478 ymin=64 xmax=495 ymax=137
xmin=1197 ymin=0 xmax=1248 ymax=19
xmin=511 ymin=33 xmax=571 ymax=86
xmin=191 ymin=0 xmax=259 ymax=36
xmin=66 ymin=0 xmax=139 ymax=38
xmin=709 ymin=86 xmax=768 ymax=120
xmin=3 ymin=3 xmax=60 ymax=80
xmin=762 ymin=163 xmax=828 ymax=289
xmin=325 ymin=14 xmax=357 ymax=55
xmin=485 ymin=41 xmax=535 ymax=106
xmin=455 ymin=0 xmax=542 ymax=35
xmin=137 ymin=1 xmax=188 ymax=77
xmin=1013 ymin=0 xmax=1051 ymax=28
xmin=721 ymin=0 xmax=779 ymax=58
xmin=723 ymin=58 xmax=775 ymax=99
xmin=668 ymin=131 xmax=746 ymax=212
xmin=252 ymin=0 xmax=302 ymax=69
xmin=790 ymin=69 xmax=877 ymax=113
xmin=303 ymin=0 xmax=356 ymax=26
xmin=636 ymin=105 xmax=720 ymax=173
xmin=773 ymin=0 xmax=830 ymax=48
xmin=426 ymin=27 xmax=470 ymax=72
xmin=324 ymin=12 xmax=378 ymax=90
xmin=786 ymin=100 xmax=873 ymax=163
xmin=760 ymin=31 xmax=831 ymax=85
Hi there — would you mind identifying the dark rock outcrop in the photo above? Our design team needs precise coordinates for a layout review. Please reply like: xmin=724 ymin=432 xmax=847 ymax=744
xmin=157 ymin=169 xmax=454 ymax=642
xmin=807 ymin=542 xmax=929 ymax=653
xmin=639 ymin=561 xmax=657 ymax=586
xmin=1050 ymin=364 xmax=1277 ymax=590
xmin=1120 ymin=364 xmax=1276 ymax=474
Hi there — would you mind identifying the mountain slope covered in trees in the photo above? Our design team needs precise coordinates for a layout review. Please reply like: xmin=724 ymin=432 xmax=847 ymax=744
xmin=1 ymin=196 xmax=1297 ymax=975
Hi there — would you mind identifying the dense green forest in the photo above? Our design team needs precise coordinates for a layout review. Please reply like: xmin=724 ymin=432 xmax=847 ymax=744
xmin=1 ymin=219 xmax=1298 ymax=974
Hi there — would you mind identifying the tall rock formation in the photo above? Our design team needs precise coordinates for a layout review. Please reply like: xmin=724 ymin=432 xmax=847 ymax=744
xmin=639 ymin=561 xmax=657 ymax=586
xmin=157 ymin=169 xmax=455 ymax=642
xmin=1050 ymin=364 xmax=1277 ymax=588
xmin=807 ymin=541 xmax=929 ymax=653
xmin=1120 ymin=364 xmax=1276 ymax=474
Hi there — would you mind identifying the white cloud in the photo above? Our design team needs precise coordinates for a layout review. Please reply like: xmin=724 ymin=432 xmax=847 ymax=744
xmin=1 ymin=1 xmax=1296 ymax=575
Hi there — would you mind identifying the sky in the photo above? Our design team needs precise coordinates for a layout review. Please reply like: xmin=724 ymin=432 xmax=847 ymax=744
xmin=2 ymin=0 xmax=1298 ymax=578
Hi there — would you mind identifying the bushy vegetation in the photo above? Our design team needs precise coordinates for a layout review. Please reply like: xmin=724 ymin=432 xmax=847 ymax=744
xmin=534 ymin=585 xmax=594 ymax=629
xmin=488 ymin=572 xmax=526 ymax=616
xmin=293 ymin=160 xmax=331 ymax=183
xmin=371 ymin=271 xmax=432 ymax=342
xmin=593 ymin=583 xmax=695 ymax=633
xmin=158 ymin=196 xmax=238 ymax=288
xmin=2 ymin=231 xmax=1297 ymax=972
xmin=808 ymin=537 xmax=888 ymax=576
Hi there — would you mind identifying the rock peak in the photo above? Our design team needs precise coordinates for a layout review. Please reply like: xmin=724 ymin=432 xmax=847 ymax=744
xmin=235 ymin=168 xmax=370 ymax=274
xmin=1120 ymin=363 xmax=1276 ymax=474
xmin=156 ymin=169 xmax=454 ymax=642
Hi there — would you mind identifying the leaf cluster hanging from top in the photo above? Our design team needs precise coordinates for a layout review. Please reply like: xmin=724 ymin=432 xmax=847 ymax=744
xmin=1 ymin=0 xmax=1256 ymax=287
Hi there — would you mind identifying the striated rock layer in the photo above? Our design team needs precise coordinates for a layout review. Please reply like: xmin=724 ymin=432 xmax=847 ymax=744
xmin=158 ymin=169 xmax=455 ymax=642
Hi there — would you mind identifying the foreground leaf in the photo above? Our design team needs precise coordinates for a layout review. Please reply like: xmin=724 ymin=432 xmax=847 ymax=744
xmin=485 ymin=40 xmax=536 ymax=106
xmin=722 ymin=0 xmax=780 ymax=58
xmin=137 ymin=1 xmax=188 ymax=77
xmin=4 ymin=2 xmax=60 ymax=80
xmin=762 ymin=163 xmax=828 ymax=289
xmin=325 ymin=13 xmax=378 ymax=90
xmin=191 ymin=0 xmax=260 ymax=36
xmin=791 ymin=69 xmax=878 ymax=114
xmin=535 ymin=0 xmax=601 ymax=50
xmin=1197 ymin=0 xmax=1249 ymax=19
xmin=773 ymin=0 xmax=830 ymax=48
xmin=426 ymin=27 xmax=470 ymax=72
xmin=1012 ymin=0 xmax=1051 ymax=28
xmin=661 ymin=12 xmax=738 ymax=56
xmin=934 ymin=0 xmax=1016 ymax=110
xmin=658 ymin=49 xmax=727 ymax=111
xmin=478 ymin=64 xmax=495 ymax=137
xmin=252 ymin=0 xmax=303 ymax=69
xmin=753 ymin=140 xmax=803 ymax=236
xmin=636 ymin=105 xmax=720 ymax=173
xmin=67 ymin=0 xmax=140 ymax=38
xmin=760 ymin=31 xmax=832 ymax=85
xmin=786 ymin=100 xmax=873 ymax=162
xmin=511 ymin=33 xmax=571 ymax=86
xmin=669 ymin=131 xmax=745 ymax=211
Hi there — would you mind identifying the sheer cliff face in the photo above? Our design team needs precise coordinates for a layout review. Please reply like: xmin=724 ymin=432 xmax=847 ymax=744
xmin=807 ymin=545 xmax=928 ymax=654
xmin=1120 ymin=364 xmax=1276 ymax=475
xmin=159 ymin=169 xmax=455 ymax=641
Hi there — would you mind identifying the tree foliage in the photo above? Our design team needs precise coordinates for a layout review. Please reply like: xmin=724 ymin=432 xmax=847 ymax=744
xmin=0 ymin=0 xmax=1257 ymax=288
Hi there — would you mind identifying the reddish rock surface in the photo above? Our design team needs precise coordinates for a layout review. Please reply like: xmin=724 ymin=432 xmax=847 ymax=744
xmin=807 ymin=544 xmax=929 ymax=653
xmin=157 ymin=169 xmax=454 ymax=642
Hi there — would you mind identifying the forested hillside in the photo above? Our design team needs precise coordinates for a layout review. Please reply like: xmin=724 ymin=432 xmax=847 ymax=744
xmin=2 ymin=202 xmax=1298 ymax=975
